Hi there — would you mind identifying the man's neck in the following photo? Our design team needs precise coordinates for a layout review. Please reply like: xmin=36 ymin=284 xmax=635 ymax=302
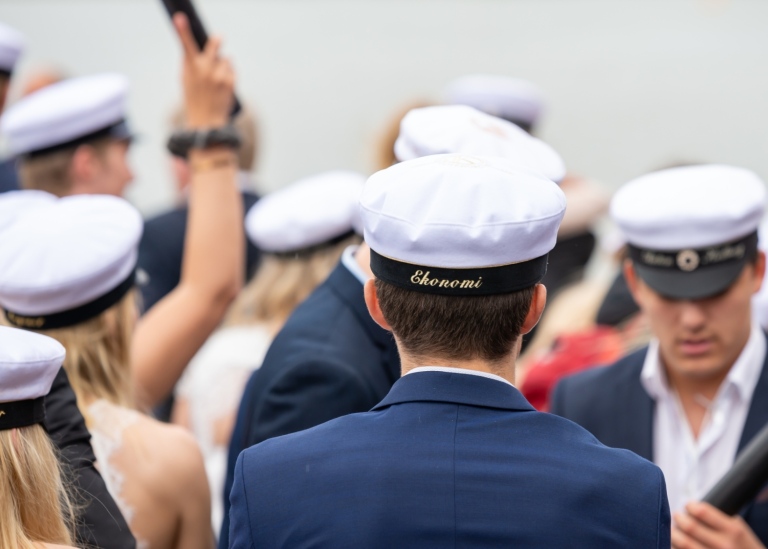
xmin=399 ymin=350 xmax=517 ymax=386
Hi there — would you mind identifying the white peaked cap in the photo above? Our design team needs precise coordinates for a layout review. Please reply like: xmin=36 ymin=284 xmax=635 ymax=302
xmin=1 ymin=73 xmax=130 ymax=156
xmin=394 ymin=105 xmax=565 ymax=183
xmin=246 ymin=170 xmax=366 ymax=253
xmin=611 ymin=164 xmax=766 ymax=300
xmin=443 ymin=74 xmax=544 ymax=127
xmin=0 ymin=22 xmax=24 ymax=74
xmin=361 ymin=154 xmax=565 ymax=297
xmin=611 ymin=164 xmax=766 ymax=251
xmin=0 ymin=194 xmax=142 ymax=324
xmin=0 ymin=326 xmax=63 ymax=404
xmin=0 ymin=190 xmax=57 ymax=232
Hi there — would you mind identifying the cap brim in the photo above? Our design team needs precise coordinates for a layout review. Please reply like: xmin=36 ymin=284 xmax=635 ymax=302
xmin=108 ymin=121 xmax=134 ymax=143
xmin=634 ymin=260 xmax=747 ymax=300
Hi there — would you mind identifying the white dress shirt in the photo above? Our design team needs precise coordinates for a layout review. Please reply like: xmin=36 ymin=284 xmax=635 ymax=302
xmin=641 ymin=324 xmax=766 ymax=513
xmin=406 ymin=365 xmax=515 ymax=387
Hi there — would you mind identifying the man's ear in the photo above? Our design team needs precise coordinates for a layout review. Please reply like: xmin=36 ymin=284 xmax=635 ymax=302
xmin=521 ymin=283 xmax=547 ymax=335
xmin=623 ymin=259 xmax=643 ymax=303
xmin=364 ymin=279 xmax=392 ymax=331
xmin=68 ymin=144 xmax=99 ymax=193
xmin=751 ymin=250 xmax=766 ymax=295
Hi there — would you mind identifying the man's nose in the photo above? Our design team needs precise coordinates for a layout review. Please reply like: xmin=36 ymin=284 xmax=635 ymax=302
xmin=678 ymin=300 xmax=707 ymax=330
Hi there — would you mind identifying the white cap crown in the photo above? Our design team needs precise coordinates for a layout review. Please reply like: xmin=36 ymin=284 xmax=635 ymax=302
xmin=246 ymin=170 xmax=366 ymax=253
xmin=394 ymin=105 xmax=565 ymax=182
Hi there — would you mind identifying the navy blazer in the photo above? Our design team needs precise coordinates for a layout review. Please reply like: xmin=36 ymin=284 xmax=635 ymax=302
xmin=0 ymin=157 xmax=19 ymax=193
xmin=219 ymin=261 xmax=401 ymax=547
xmin=229 ymin=371 xmax=671 ymax=548
xmin=138 ymin=190 xmax=261 ymax=313
xmin=551 ymin=345 xmax=768 ymax=544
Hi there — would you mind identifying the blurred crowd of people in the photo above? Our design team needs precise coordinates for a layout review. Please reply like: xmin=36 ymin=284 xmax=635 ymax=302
xmin=0 ymin=9 xmax=767 ymax=549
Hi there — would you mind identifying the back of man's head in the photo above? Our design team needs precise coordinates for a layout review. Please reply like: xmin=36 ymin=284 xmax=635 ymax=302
xmin=360 ymin=154 xmax=565 ymax=366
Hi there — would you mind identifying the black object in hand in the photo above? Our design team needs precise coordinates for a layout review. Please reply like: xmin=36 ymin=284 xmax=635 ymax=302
xmin=703 ymin=422 xmax=768 ymax=515
xmin=160 ymin=0 xmax=242 ymax=118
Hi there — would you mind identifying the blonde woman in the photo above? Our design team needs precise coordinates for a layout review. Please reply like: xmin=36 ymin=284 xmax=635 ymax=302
xmin=0 ymin=15 xmax=241 ymax=549
xmin=0 ymin=327 xmax=76 ymax=549
xmin=173 ymin=170 xmax=365 ymax=532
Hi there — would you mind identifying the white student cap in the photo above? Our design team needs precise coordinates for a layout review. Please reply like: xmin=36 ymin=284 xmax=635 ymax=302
xmin=611 ymin=164 xmax=766 ymax=300
xmin=443 ymin=74 xmax=544 ymax=130
xmin=0 ymin=22 xmax=23 ymax=75
xmin=0 ymin=326 xmax=64 ymax=430
xmin=360 ymin=154 xmax=566 ymax=296
xmin=0 ymin=194 xmax=142 ymax=329
xmin=0 ymin=190 xmax=57 ymax=232
xmin=394 ymin=105 xmax=565 ymax=182
xmin=246 ymin=170 xmax=366 ymax=253
xmin=0 ymin=72 xmax=132 ymax=157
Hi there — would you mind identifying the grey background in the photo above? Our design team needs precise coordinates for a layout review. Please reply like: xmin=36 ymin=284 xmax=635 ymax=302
xmin=2 ymin=0 xmax=767 ymax=215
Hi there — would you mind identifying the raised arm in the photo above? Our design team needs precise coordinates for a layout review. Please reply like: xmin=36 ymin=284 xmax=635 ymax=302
xmin=132 ymin=13 xmax=243 ymax=407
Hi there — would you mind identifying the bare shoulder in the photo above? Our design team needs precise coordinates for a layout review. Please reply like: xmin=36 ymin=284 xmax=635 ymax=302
xmin=125 ymin=414 xmax=207 ymax=496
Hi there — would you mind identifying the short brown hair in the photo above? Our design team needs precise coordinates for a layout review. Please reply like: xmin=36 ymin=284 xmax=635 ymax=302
xmin=375 ymin=279 xmax=536 ymax=364
xmin=18 ymin=137 xmax=112 ymax=196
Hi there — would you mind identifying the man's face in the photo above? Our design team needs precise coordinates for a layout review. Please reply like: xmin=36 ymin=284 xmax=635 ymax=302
xmin=92 ymin=139 xmax=134 ymax=197
xmin=626 ymin=253 xmax=765 ymax=382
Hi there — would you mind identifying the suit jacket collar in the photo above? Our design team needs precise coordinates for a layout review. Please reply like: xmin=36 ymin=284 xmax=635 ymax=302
xmin=630 ymin=333 xmax=768 ymax=457
xmin=739 ymin=332 xmax=768 ymax=453
xmin=373 ymin=370 xmax=535 ymax=412
xmin=325 ymin=261 xmax=400 ymax=384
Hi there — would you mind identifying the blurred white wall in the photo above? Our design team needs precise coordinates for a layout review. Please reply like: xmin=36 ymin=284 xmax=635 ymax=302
xmin=2 ymin=0 xmax=767 ymax=215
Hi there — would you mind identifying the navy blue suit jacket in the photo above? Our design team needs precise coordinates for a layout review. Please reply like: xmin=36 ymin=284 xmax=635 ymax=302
xmin=138 ymin=190 xmax=260 ymax=313
xmin=551 ymin=346 xmax=768 ymax=543
xmin=229 ymin=371 xmax=671 ymax=548
xmin=0 ymin=158 xmax=20 ymax=193
xmin=219 ymin=261 xmax=401 ymax=547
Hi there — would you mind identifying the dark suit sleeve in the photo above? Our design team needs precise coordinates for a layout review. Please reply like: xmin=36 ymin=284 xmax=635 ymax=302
xmin=45 ymin=368 xmax=136 ymax=549
xmin=249 ymin=361 xmax=373 ymax=444
xmin=228 ymin=453 xmax=256 ymax=549
xmin=137 ymin=219 xmax=183 ymax=313
xmin=655 ymin=467 xmax=671 ymax=548
xmin=549 ymin=377 xmax=571 ymax=418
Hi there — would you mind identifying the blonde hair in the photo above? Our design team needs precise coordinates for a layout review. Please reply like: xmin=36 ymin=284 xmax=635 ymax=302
xmin=18 ymin=137 xmax=112 ymax=197
xmin=0 ymin=424 xmax=77 ymax=549
xmin=225 ymin=234 xmax=360 ymax=327
xmin=372 ymin=100 xmax=432 ymax=172
xmin=29 ymin=290 xmax=137 ymax=413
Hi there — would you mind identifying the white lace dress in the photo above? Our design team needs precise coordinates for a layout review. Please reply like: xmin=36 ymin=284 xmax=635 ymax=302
xmin=88 ymin=399 xmax=149 ymax=549
xmin=176 ymin=325 xmax=272 ymax=535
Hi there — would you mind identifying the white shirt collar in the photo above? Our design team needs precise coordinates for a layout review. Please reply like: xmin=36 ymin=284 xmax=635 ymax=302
xmin=641 ymin=323 xmax=766 ymax=403
xmin=406 ymin=365 xmax=515 ymax=387
xmin=341 ymin=245 xmax=370 ymax=285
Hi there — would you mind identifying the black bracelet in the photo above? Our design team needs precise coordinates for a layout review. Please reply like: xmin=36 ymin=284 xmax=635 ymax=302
xmin=167 ymin=125 xmax=242 ymax=159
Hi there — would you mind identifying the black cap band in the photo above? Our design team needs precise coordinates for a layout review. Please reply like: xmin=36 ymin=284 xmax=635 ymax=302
xmin=627 ymin=231 xmax=759 ymax=300
xmin=627 ymin=231 xmax=758 ymax=273
xmin=4 ymin=269 xmax=136 ymax=330
xmin=269 ymin=229 xmax=357 ymax=259
xmin=0 ymin=397 xmax=46 ymax=430
xmin=23 ymin=119 xmax=133 ymax=158
xmin=370 ymin=248 xmax=548 ymax=296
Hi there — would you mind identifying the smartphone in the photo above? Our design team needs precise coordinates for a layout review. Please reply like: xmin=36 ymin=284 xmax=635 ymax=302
xmin=160 ymin=0 xmax=242 ymax=117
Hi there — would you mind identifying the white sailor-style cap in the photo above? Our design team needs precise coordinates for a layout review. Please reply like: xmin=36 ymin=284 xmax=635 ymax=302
xmin=0 ymin=189 xmax=57 ymax=232
xmin=0 ymin=194 xmax=143 ymax=329
xmin=0 ymin=73 xmax=132 ymax=157
xmin=0 ymin=326 xmax=64 ymax=430
xmin=246 ymin=170 xmax=366 ymax=253
xmin=443 ymin=74 xmax=544 ymax=130
xmin=394 ymin=105 xmax=565 ymax=182
xmin=361 ymin=154 xmax=566 ymax=296
xmin=611 ymin=164 xmax=767 ymax=300
xmin=0 ymin=22 xmax=24 ymax=75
